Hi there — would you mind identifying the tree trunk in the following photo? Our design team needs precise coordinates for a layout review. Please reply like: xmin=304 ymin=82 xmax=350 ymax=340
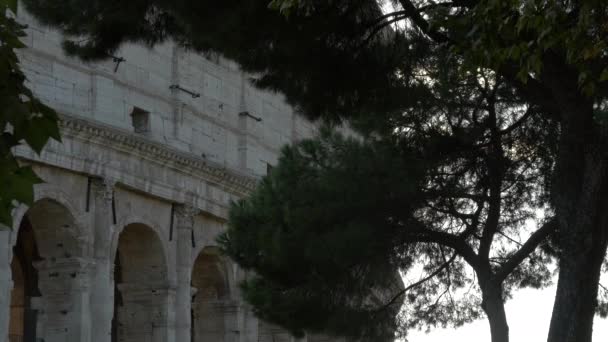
xmin=547 ymin=230 xmax=608 ymax=342
xmin=546 ymin=100 xmax=608 ymax=342
xmin=480 ymin=279 xmax=509 ymax=342
xmin=485 ymin=293 xmax=509 ymax=342
xmin=546 ymin=155 xmax=608 ymax=342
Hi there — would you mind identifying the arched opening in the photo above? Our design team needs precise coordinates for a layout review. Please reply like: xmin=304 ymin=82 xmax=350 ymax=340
xmin=9 ymin=255 xmax=25 ymax=342
xmin=112 ymin=223 xmax=169 ymax=342
xmin=9 ymin=218 xmax=41 ymax=342
xmin=8 ymin=198 xmax=86 ymax=342
xmin=191 ymin=247 xmax=233 ymax=342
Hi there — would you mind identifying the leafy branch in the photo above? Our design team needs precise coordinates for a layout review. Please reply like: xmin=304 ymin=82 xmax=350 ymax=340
xmin=0 ymin=1 xmax=60 ymax=226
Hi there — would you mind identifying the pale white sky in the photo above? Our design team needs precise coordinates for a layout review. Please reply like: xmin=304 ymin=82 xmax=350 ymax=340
xmin=406 ymin=285 xmax=608 ymax=342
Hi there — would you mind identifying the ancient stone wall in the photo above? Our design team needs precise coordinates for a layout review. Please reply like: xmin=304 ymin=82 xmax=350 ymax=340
xmin=0 ymin=3 xmax=343 ymax=342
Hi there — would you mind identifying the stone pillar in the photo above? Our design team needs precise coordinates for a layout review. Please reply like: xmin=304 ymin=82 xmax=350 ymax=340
xmin=90 ymin=179 xmax=115 ymax=342
xmin=220 ymin=300 xmax=240 ymax=342
xmin=171 ymin=43 xmax=181 ymax=140
xmin=35 ymin=257 xmax=94 ymax=342
xmin=238 ymin=305 xmax=259 ymax=342
xmin=175 ymin=204 xmax=198 ymax=342
xmin=90 ymin=178 xmax=115 ymax=342
xmin=116 ymin=284 xmax=175 ymax=342
xmin=0 ymin=229 xmax=13 ymax=342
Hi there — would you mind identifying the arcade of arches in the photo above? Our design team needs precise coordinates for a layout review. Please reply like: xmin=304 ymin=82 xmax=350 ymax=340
xmin=1 ymin=5 xmax=349 ymax=340
xmin=0 ymin=177 xmax=335 ymax=342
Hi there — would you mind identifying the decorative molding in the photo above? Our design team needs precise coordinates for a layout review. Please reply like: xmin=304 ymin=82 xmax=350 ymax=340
xmin=58 ymin=114 xmax=258 ymax=196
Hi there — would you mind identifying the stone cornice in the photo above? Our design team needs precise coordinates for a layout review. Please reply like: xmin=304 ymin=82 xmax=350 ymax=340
xmin=58 ymin=114 xmax=258 ymax=196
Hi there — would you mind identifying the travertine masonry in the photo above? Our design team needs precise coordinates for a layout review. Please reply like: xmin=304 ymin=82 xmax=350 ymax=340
xmin=0 ymin=3 xmax=344 ymax=342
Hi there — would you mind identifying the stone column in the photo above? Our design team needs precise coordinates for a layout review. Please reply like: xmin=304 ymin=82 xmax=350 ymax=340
xmin=0 ymin=229 xmax=13 ymax=342
xmin=238 ymin=304 xmax=259 ymax=342
xmin=175 ymin=204 xmax=198 ymax=342
xmin=35 ymin=257 xmax=94 ymax=342
xmin=220 ymin=300 xmax=240 ymax=342
xmin=116 ymin=284 xmax=175 ymax=342
xmin=90 ymin=178 xmax=115 ymax=342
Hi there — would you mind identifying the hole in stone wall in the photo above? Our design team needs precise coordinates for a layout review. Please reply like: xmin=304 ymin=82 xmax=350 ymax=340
xmin=130 ymin=107 xmax=150 ymax=134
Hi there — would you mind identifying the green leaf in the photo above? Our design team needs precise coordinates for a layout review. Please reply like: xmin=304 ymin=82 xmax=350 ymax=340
xmin=4 ymin=165 xmax=41 ymax=204
xmin=23 ymin=116 xmax=56 ymax=153
xmin=0 ymin=1 xmax=61 ymax=229
xmin=2 ymin=0 xmax=18 ymax=14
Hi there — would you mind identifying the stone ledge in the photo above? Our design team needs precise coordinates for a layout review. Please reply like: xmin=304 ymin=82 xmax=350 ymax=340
xmin=58 ymin=113 xmax=258 ymax=195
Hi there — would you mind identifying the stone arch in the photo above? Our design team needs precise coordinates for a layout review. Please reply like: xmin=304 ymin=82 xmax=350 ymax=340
xmin=25 ymin=198 xmax=85 ymax=258
xmin=115 ymin=223 xmax=168 ymax=284
xmin=9 ymin=236 xmax=28 ymax=342
xmin=112 ymin=222 xmax=171 ymax=342
xmin=191 ymin=244 xmax=235 ymax=293
xmin=8 ymin=197 xmax=90 ymax=342
xmin=10 ymin=184 xmax=88 ymax=248
xmin=191 ymin=246 xmax=237 ymax=342
xmin=110 ymin=215 xmax=171 ymax=280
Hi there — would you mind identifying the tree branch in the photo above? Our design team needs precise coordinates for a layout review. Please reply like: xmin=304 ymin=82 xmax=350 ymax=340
xmin=459 ymin=216 xmax=481 ymax=239
xmin=500 ymin=106 xmax=534 ymax=136
xmin=396 ymin=0 xmax=450 ymax=43
xmin=478 ymin=94 xmax=503 ymax=262
xmin=376 ymin=253 xmax=457 ymax=311
xmin=403 ymin=222 xmax=481 ymax=271
xmin=498 ymin=64 xmax=561 ymax=120
xmin=495 ymin=218 xmax=557 ymax=282
xmin=358 ymin=15 xmax=408 ymax=48
xmin=363 ymin=10 xmax=409 ymax=31
xmin=497 ymin=230 xmax=523 ymax=247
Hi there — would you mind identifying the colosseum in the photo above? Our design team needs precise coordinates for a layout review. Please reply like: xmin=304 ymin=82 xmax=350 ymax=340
xmin=0 ymin=4 xmax=340 ymax=342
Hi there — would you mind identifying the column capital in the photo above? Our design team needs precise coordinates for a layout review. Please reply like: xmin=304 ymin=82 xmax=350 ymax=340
xmin=92 ymin=177 xmax=116 ymax=203
xmin=175 ymin=203 xmax=200 ymax=228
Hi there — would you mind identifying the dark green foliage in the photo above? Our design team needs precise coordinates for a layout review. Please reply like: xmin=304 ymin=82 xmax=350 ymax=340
xmin=23 ymin=0 xmax=608 ymax=124
xmin=221 ymin=130 xmax=425 ymax=340
xmin=23 ymin=0 xmax=421 ymax=123
xmin=230 ymin=86 xmax=554 ymax=340
xmin=0 ymin=2 xmax=60 ymax=226
xmin=220 ymin=53 xmax=559 ymax=340
xmin=21 ymin=0 xmax=608 ymax=340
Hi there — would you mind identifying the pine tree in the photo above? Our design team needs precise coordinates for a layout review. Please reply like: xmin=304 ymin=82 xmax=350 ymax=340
xmin=21 ymin=1 xmax=608 ymax=341
xmin=220 ymin=58 xmax=558 ymax=342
